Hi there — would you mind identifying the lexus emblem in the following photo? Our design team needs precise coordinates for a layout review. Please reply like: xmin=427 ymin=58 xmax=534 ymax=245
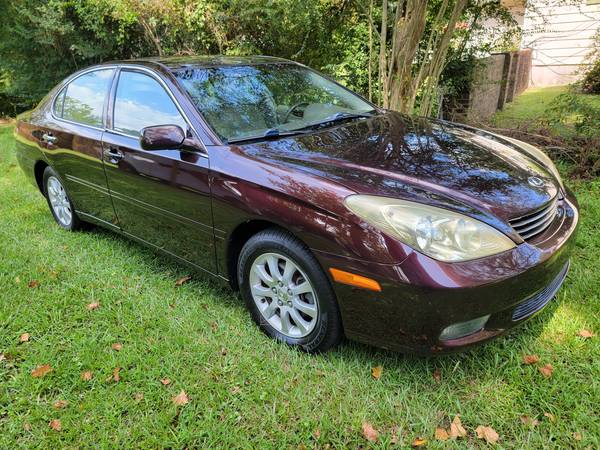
xmin=528 ymin=176 xmax=544 ymax=187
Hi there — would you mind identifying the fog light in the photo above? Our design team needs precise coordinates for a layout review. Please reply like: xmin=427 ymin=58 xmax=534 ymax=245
xmin=439 ymin=315 xmax=490 ymax=341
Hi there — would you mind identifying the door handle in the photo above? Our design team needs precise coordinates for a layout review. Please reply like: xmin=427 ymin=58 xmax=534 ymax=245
xmin=41 ymin=132 xmax=57 ymax=144
xmin=104 ymin=147 xmax=124 ymax=163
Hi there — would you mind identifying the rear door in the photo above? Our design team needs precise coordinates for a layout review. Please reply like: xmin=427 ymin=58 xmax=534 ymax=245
xmin=101 ymin=68 xmax=216 ymax=273
xmin=42 ymin=68 xmax=118 ymax=226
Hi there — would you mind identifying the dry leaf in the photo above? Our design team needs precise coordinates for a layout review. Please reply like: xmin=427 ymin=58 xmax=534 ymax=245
xmin=313 ymin=429 xmax=321 ymax=439
xmin=19 ymin=333 xmax=30 ymax=343
xmin=81 ymin=370 xmax=93 ymax=381
xmin=231 ymin=385 xmax=241 ymax=394
xmin=371 ymin=365 xmax=383 ymax=380
xmin=49 ymin=419 xmax=62 ymax=431
xmin=172 ymin=390 xmax=189 ymax=406
xmin=475 ymin=425 xmax=499 ymax=444
xmin=161 ymin=378 xmax=171 ymax=386
xmin=112 ymin=367 xmax=121 ymax=382
xmin=15 ymin=276 xmax=21 ymax=284
xmin=432 ymin=368 xmax=442 ymax=382
xmin=23 ymin=422 xmax=31 ymax=431
xmin=211 ymin=321 xmax=218 ymax=332
xmin=111 ymin=343 xmax=122 ymax=351
xmin=449 ymin=415 xmax=467 ymax=439
xmin=220 ymin=347 xmax=228 ymax=356
xmin=361 ymin=422 xmax=378 ymax=443
xmin=577 ymin=329 xmax=595 ymax=338
xmin=53 ymin=400 xmax=68 ymax=410
xmin=28 ymin=280 xmax=39 ymax=288
xmin=435 ymin=427 xmax=449 ymax=441
xmin=87 ymin=302 xmax=100 ymax=310
xmin=175 ymin=275 xmax=191 ymax=286
xmin=573 ymin=432 xmax=582 ymax=441
xmin=543 ymin=412 xmax=556 ymax=422
xmin=31 ymin=364 xmax=52 ymax=378
xmin=412 ymin=438 xmax=427 ymax=447
xmin=522 ymin=354 xmax=540 ymax=365
xmin=520 ymin=415 xmax=539 ymax=426
xmin=134 ymin=392 xmax=144 ymax=401
xmin=539 ymin=364 xmax=553 ymax=378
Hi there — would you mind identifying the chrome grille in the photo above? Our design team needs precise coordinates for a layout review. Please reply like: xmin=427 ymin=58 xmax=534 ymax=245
xmin=509 ymin=197 xmax=559 ymax=240
xmin=512 ymin=261 xmax=569 ymax=321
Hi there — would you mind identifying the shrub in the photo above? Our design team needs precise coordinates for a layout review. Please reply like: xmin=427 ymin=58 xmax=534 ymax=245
xmin=581 ymin=60 xmax=600 ymax=94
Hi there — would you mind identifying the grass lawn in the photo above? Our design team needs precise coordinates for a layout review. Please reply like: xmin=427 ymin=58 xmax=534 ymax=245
xmin=0 ymin=123 xmax=599 ymax=448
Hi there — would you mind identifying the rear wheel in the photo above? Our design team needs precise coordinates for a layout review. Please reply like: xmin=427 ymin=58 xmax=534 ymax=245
xmin=43 ymin=166 xmax=82 ymax=231
xmin=238 ymin=228 xmax=342 ymax=353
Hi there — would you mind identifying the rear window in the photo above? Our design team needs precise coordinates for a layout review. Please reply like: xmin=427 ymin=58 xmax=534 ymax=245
xmin=59 ymin=69 xmax=114 ymax=128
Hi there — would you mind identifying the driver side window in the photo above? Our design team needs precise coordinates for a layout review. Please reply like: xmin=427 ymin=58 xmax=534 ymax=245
xmin=113 ymin=71 xmax=187 ymax=137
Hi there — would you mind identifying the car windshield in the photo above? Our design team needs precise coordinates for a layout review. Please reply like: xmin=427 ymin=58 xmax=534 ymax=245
xmin=172 ymin=63 xmax=375 ymax=142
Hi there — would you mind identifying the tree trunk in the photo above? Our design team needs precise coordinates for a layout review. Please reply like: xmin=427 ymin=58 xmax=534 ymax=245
xmin=378 ymin=0 xmax=388 ymax=108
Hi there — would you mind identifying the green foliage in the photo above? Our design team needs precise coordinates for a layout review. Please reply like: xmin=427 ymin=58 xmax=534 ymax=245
xmin=581 ymin=60 xmax=600 ymax=95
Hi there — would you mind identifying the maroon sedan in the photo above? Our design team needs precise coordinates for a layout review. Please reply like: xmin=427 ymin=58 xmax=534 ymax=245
xmin=14 ymin=56 xmax=578 ymax=354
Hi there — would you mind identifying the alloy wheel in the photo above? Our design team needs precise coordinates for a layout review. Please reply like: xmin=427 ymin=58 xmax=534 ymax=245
xmin=46 ymin=176 xmax=72 ymax=227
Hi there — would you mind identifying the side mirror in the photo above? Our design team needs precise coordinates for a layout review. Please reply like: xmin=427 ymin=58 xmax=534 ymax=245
xmin=140 ymin=124 xmax=185 ymax=150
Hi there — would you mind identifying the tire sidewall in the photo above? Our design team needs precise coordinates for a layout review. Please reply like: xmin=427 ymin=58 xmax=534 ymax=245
xmin=238 ymin=232 xmax=337 ymax=353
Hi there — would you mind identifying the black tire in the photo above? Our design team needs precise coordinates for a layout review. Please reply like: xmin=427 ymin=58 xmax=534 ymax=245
xmin=238 ymin=228 xmax=343 ymax=353
xmin=42 ymin=166 xmax=82 ymax=231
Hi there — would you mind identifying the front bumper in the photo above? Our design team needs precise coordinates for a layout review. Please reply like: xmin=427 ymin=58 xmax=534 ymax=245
xmin=315 ymin=192 xmax=579 ymax=354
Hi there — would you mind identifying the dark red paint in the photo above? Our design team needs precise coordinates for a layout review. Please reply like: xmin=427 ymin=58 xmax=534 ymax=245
xmin=14 ymin=56 xmax=579 ymax=354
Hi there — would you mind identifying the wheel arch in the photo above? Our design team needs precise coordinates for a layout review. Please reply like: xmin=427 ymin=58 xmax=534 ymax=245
xmin=33 ymin=160 xmax=49 ymax=194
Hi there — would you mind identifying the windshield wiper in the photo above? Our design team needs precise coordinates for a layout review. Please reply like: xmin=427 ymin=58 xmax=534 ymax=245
xmin=226 ymin=128 xmax=310 ymax=144
xmin=293 ymin=110 xmax=376 ymax=132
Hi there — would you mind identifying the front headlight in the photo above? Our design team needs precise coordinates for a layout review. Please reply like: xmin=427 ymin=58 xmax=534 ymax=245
xmin=497 ymin=135 xmax=564 ymax=191
xmin=344 ymin=195 xmax=515 ymax=262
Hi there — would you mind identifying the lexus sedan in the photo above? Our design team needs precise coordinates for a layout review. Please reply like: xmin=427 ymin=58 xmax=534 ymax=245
xmin=14 ymin=56 xmax=578 ymax=354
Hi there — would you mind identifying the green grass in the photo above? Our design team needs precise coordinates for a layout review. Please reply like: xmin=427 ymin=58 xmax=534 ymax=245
xmin=491 ymin=86 xmax=600 ymax=137
xmin=0 ymin=124 xmax=599 ymax=448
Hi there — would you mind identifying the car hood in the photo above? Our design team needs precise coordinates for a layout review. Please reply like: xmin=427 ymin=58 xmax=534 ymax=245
xmin=242 ymin=111 xmax=559 ymax=223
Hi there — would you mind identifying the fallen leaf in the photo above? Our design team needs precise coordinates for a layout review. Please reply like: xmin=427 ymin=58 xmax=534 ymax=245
xmin=520 ymin=415 xmax=539 ymax=426
xmin=49 ymin=270 xmax=58 ymax=279
xmin=134 ymin=392 xmax=144 ymax=401
xmin=28 ymin=280 xmax=39 ymax=288
xmin=0 ymin=353 xmax=4 ymax=362
xmin=522 ymin=354 xmax=540 ymax=365
xmin=573 ymin=432 xmax=582 ymax=441
xmin=175 ymin=275 xmax=191 ymax=286
xmin=111 ymin=343 xmax=122 ymax=351
xmin=432 ymin=368 xmax=442 ymax=382
xmin=315 ymin=369 xmax=326 ymax=377
xmin=172 ymin=390 xmax=189 ymax=406
xmin=361 ymin=422 xmax=378 ymax=443
xmin=211 ymin=321 xmax=218 ymax=332
xmin=313 ymin=429 xmax=321 ymax=439
xmin=53 ymin=400 xmax=68 ymax=410
xmin=31 ymin=364 xmax=52 ymax=378
xmin=161 ymin=378 xmax=171 ymax=386
xmin=475 ymin=425 xmax=499 ymax=444
xmin=15 ymin=276 xmax=21 ymax=284
xmin=87 ymin=302 xmax=100 ymax=310
xmin=577 ymin=329 xmax=595 ymax=338
xmin=49 ymin=419 xmax=62 ymax=431
xmin=539 ymin=364 xmax=553 ymax=378
xmin=220 ymin=347 xmax=228 ymax=356
xmin=112 ymin=367 xmax=121 ymax=382
xmin=19 ymin=333 xmax=30 ymax=343
xmin=449 ymin=415 xmax=467 ymax=439
xmin=412 ymin=437 xmax=427 ymax=447
xmin=23 ymin=422 xmax=31 ymax=431
xmin=371 ymin=365 xmax=383 ymax=380
xmin=435 ymin=427 xmax=449 ymax=441
xmin=81 ymin=371 xmax=93 ymax=381
xmin=543 ymin=412 xmax=556 ymax=422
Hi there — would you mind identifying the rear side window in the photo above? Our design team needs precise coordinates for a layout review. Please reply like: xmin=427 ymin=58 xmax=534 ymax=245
xmin=53 ymin=88 xmax=66 ymax=117
xmin=113 ymin=71 xmax=187 ymax=137
xmin=60 ymin=69 xmax=114 ymax=127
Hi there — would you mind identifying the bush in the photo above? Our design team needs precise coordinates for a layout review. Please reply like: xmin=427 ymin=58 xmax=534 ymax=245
xmin=581 ymin=60 xmax=600 ymax=94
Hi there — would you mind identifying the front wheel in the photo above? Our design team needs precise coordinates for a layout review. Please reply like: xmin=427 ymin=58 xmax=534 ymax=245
xmin=238 ymin=228 xmax=343 ymax=353
xmin=43 ymin=166 xmax=82 ymax=231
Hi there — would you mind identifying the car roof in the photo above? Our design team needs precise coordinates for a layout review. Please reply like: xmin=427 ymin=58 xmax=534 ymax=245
xmin=108 ymin=55 xmax=297 ymax=71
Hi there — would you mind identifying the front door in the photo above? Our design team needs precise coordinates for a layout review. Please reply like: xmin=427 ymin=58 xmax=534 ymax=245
xmin=102 ymin=69 xmax=215 ymax=273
